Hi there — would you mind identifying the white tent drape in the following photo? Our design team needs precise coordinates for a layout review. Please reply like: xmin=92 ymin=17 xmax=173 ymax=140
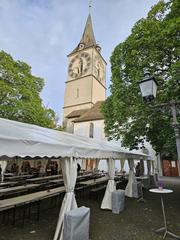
xmin=81 ymin=159 xmax=86 ymax=170
xmin=120 ymin=159 xmax=125 ymax=172
xmin=141 ymin=148 xmax=149 ymax=175
xmin=17 ymin=158 xmax=23 ymax=173
xmin=53 ymin=157 xmax=77 ymax=240
xmin=41 ymin=158 xmax=48 ymax=172
xmin=125 ymin=159 xmax=137 ymax=197
xmin=0 ymin=160 xmax=7 ymax=182
xmin=95 ymin=159 xmax=100 ymax=171
xmin=101 ymin=159 xmax=116 ymax=210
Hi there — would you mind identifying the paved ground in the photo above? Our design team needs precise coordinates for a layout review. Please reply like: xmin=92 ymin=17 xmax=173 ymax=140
xmin=0 ymin=176 xmax=180 ymax=240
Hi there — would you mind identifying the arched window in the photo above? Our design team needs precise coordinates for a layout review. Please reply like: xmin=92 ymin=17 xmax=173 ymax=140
xmin=89 ymin=122 xmax=94 ymax=138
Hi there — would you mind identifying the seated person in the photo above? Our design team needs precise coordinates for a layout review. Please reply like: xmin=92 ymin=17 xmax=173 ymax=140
xmin=25 ymin=161 xmax=31 ymax=174
xmin=46 ymin=161 xmax=51 ymax=175
xmin=54 ymin=162 xmax=58 ymax=175
xmin=11 ymin=163 xmax=18 ymax=174
xmin=36 ymin=161 xmax=42 ymax=175
xmin=51 ymin=162 xmax=55 ymax=175
xmin=39 ymin=166 xmax=45 ymax=177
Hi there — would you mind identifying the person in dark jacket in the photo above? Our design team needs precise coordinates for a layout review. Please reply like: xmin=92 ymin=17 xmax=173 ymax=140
xmin=135 ymin=162 xmax=141 ymax=177
xmin=77 ymin=163 xmax=81 ymax=174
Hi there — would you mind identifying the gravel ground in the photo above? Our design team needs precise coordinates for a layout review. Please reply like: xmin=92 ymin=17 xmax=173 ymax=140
xmin=0 ymin=177 xmax=179 ymax=240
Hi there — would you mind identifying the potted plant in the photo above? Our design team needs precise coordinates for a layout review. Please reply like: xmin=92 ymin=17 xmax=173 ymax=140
xmin=157 ymin=181 xmax=165 ymax=191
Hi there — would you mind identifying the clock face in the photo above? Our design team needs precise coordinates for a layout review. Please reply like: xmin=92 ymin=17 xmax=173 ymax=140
xmin=94 ymin=56 xmax=104 ymax=82
xmin=68 ymin=52 xmax=91 ymax=78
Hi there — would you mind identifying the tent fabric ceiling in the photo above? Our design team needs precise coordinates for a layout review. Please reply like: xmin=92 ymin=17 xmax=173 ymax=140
xmin=0 ymin=118 xmax=148 ymax=160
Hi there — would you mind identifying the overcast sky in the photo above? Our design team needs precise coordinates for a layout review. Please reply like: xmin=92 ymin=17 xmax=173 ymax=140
xmin=0 ymin=0 xmax=159 ymax=122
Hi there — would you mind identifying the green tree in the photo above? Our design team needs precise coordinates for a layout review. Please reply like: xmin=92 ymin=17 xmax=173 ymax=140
xmin=0 ymin=51 xmax=56 ymax=128
xmin=103 ymin=0 xmax=180 ymax=159
xmin=55 ymin=125 xmax=65 ymax=131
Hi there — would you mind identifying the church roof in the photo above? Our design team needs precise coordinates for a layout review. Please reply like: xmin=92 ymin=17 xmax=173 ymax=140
xmin=73 ymin=101 xmax=104 ymax=123
xmin=66 ymin=109 xmax=89 ymax=119
xmin=69 ymin=14 xmax=98 ymax=55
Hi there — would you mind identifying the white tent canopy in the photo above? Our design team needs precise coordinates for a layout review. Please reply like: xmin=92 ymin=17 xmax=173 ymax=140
xmin=0 ymin=118 xmax=148 ymax=160
xmin=0 ymin=118 xmax=150 ymax=240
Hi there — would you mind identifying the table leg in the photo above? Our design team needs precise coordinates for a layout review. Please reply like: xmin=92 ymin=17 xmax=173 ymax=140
xmin=155 ymin=226 xmax=166 ymax=233
xmin=155 ymin=195 xmax=180 ymax=239
xmin=161 ymin=195 xmax=167 ymax=230
xmin=167 ymin=231 xmax=180 ymax=240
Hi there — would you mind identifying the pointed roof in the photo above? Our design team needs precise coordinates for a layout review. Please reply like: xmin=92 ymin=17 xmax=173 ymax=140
xmin=70 ymin=14 xmax=98 ymax=55
xmin=80 ymin=14 xmax=96 ymax=46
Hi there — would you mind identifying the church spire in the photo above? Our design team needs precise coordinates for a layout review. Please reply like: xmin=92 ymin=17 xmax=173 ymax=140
xmin=69 ymin=13 xmax=99 ymax=55
xmin=80 ymin=14 xmax=96 ymax=47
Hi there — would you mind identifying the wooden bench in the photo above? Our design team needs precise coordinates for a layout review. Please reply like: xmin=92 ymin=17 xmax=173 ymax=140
xmin=0 ymin=186 xmax=65 ymax=226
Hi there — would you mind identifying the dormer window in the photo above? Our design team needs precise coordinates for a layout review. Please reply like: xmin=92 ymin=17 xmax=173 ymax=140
xmin=96 ymin=45 xmax=101 ymax=52
xmin=79 ymin=43 xmax=85 ymax=50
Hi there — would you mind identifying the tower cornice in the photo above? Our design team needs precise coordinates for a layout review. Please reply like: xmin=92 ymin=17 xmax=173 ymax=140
xmin=67 ymin=46 xmax=106 ymax=65
xmin=65 ymin=74 xmax=107 ymax=90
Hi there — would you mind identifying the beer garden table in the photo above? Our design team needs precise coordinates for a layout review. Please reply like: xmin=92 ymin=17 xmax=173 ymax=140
xmin=26 ymin=174 xmax=62 ymax=183
xmin=0 ymin=184 xmax=40 ymax=197
xmin=149 ymin=188 xmax=180 ymax=239
xmin=0 ymin=182 xmax=17 ymax=188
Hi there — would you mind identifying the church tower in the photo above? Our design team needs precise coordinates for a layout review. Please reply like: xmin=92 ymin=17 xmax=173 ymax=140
xmin=63 ymin=14 xmax=106 ymax=126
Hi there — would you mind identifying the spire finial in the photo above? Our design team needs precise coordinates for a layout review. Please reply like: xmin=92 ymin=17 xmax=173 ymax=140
xmin=89 ymin=0 xmax=92 ymax=14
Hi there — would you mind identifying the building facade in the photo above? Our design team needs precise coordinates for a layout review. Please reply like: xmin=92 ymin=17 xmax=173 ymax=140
xmin=63 ymin=13 xmax=157 ymax=173
xmin=63 ymin=14 xmax=106 ymax=135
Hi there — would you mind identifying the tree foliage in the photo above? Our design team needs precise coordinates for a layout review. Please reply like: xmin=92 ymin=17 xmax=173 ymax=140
xmin=103 ymin=0 xmax=180 ymax=158
xmin=0 ymin=51 xmax=56 ymax=128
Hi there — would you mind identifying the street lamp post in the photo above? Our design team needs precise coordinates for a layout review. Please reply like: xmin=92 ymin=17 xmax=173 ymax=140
xmin=138 ymin=70 xmax=180 ymax=176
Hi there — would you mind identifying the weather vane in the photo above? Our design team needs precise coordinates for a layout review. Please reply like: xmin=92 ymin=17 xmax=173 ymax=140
xmin=89 ymin=0 xmax=92 ymax=13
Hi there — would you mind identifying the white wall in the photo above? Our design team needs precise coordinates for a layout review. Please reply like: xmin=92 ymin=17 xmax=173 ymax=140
xmin=74 ymin=119 xmax=105 ymax=140
xmin=74 ymin=119 xmax=157 ymax=174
